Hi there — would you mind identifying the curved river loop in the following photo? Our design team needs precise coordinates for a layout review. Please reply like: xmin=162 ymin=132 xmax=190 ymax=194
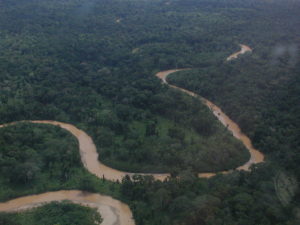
xmin=0 ymin=44 xmax=263 ymax=225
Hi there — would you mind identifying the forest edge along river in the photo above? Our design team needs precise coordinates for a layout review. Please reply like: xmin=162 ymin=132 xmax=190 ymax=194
xmin=0 ymin=190 xmax=135 ymax=225
xmin=0 ymin=44 xmax=264 ymax=225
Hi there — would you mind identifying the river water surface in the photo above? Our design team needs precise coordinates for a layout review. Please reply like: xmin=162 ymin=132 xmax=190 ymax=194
xmin=0 ymin=44 xmax=263 ymax=224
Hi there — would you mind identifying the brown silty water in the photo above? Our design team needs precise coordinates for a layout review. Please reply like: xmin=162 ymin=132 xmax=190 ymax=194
xmin=0 ymin=44 xmax=263 ymax=223
xmin=0 ymin=190 xmax=134 ymax=225
xmin=227 ymin=44 xmax=252 ymax=61
xmin=31 ymin=120 xmax=169 ymax=181
xmin=156 ymin=69 xmax=264 ymax=177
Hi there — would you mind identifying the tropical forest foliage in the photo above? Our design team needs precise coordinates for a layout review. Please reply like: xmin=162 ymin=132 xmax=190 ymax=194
xmin=0 ymin=0 xmax=299 ymax=225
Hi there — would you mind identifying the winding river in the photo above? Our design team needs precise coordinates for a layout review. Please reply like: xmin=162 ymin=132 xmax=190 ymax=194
xmin=0 ymin=191 xmax=134 ymax=225
xmin=227 ymin=44 xmax=252 ymax=61
xmin=0 ymin=44 xmax=264 ymax=225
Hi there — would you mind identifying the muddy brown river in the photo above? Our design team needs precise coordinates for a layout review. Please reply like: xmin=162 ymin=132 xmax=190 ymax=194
xmin=156 ymin=69 xmax=264 ymax=177
xmin=0 ymin=190 xmax=134 ymax=225
xmin=227 ymin=44 xmax=252 ymax=61
xmin=0 ymin=44 xmax=263 ymax=224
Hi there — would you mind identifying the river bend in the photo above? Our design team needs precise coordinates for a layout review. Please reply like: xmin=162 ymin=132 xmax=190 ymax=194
xmin=0 ymin=44 xmax=263 ymax=224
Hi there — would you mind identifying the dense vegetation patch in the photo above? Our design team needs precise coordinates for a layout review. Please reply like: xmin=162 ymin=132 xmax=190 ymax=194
xmin=121 ymin=165 xmax=299 ymax=225
xmin=168 ymin=50 xmax=300 ymax=178
xmin=0 ymin=123 xmax=120 ymax=201
xmin=0 ymin=0 xmax=249 ymax=173
xmin=0 ymin=0 xmax=299 ymax=225
xmin=97 ymin=89 xmax=249 ymax=173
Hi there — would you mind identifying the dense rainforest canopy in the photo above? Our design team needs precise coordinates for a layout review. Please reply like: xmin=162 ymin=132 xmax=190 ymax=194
xmin=0 ymin=0 xmax=251 ymax=173
xmin=0 ymin=0 xmax=299 ymax=224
